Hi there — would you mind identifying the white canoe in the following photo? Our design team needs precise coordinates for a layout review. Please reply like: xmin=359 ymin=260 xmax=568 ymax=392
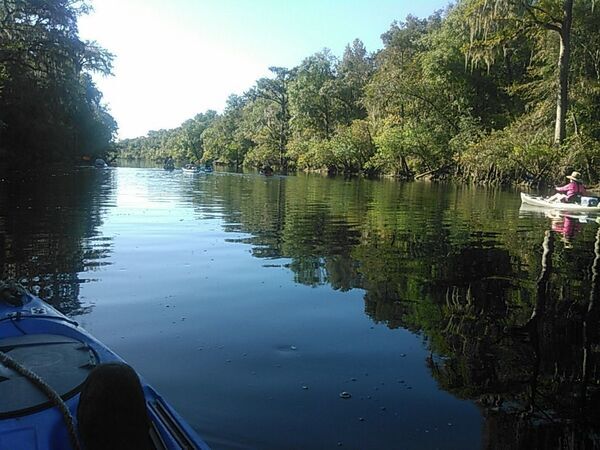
xmin=520 ymin=192 xmax=600 ymax=211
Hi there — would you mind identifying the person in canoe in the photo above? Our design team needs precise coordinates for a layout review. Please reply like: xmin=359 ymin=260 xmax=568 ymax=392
xmin=547 ymin=171 xmax=587 ymax=203
xmin=163 ymin=156 xmax=175 ymax=170
xmin=260 ymin=165 xmax=273 ymax=176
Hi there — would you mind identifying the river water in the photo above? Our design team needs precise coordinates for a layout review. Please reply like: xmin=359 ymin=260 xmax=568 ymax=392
xmin=1 ymin=165 xmax=599 ymax=449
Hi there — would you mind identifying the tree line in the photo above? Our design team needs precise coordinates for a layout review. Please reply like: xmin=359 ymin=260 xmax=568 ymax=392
xmin=118 ymin=0 xmax=600 ymax=184
xmin=2 ymin=1 xmax=599 ymax=184
xmin=0 ymin=0 xmax=116 ymax=167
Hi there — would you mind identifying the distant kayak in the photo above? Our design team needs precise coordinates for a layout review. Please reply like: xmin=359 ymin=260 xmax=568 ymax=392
xmin=182 ymin=164 xmax=199 ymax=174
xmin=520 ymin=192 xmax=600 ymax=211
xmin=0 ymin=286 xmax=211 ymax=450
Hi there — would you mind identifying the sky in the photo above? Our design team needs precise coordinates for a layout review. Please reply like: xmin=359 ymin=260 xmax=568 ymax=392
xmin=78 ymin=0 xmax=451 ymax=139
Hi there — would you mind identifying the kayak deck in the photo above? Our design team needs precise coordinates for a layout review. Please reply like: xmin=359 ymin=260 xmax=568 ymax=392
xmin=0 ymin=292 xmax=210 ymax=450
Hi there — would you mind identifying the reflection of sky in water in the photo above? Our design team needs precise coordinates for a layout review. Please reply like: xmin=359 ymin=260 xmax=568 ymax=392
xmin=115 ymin=169 xmax=191 ymax=211
xmin=116 ymin=181 xmax=168 ymax=209
xmin=9 ymin=166 xmax=599 ymax=449
xmin=0 ymin=168 xmax=600 ymax=449
xmin=75 ymin=167 xmax=483 ymax=449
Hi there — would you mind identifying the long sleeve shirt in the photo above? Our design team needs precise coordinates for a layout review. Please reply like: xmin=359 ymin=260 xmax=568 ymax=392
xmin=555 ymin=181 xmax=586 ymax=202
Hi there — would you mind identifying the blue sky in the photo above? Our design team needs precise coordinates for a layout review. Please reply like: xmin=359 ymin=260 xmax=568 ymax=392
xmin=79 ymin=0 xmax=451 ymax=139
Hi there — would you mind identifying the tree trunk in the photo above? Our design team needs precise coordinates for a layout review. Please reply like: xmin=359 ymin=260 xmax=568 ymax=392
xmin=554 ymin=0 xmax=573 ymax=145
xmin=279 ymin=96 xmax=287 ymax=172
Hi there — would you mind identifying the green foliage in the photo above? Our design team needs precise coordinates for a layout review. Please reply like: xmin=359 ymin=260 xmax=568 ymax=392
xmin=117 ymin=111 xmax=218 ymax=163
xmin=328 ymin=120 xmax=375 ymax=174
xmin=369 ymin=117 xmax=450 ymax=177
xmin=252 ymin=67 xmax=293 ymax=169
xmin=288 ymin=50 xmax=342 ymax=140
xmin=460 ymin=114 xmax=558 ymax=183
xmin=243 ymin=142 xmax=279 ymax=169
xmin=0 ymin=0 xmax=117 ymax=166
xmin=202 ymin=95 xmax=251 ymax=166
xmin=115 ymin=0 xmax=600 ymax=184
xmin=2 ymin=0 xmax=600 ymax=182
xmin=335 ymin=39 xmax=374 ymax=123
xmin=288 ymin=120 xmax=375 ymax=174
xmin=239 ymin=98 xmax=282 ymax=168
xmin=292 ymin=139 xmax=334 ymax=172
xmin=369 ymin=119 xmax=413 ymax=176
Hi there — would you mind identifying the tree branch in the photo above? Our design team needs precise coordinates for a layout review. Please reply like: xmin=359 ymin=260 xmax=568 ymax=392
xmin=522 ymin=3 xmax=562 ymax=34
xmin=524 ymin=2 xmax=562 ymax=26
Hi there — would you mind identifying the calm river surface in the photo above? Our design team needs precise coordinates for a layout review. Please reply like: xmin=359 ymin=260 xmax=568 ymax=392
xmin=2 ymin=165 xmax=600 ymax=449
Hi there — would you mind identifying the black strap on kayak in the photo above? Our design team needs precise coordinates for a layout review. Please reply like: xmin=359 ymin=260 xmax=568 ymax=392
xmin=0 ymin=350 xmax=81 ymax=450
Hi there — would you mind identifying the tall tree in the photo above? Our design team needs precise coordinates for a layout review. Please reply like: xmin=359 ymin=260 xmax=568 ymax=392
xmin=465 ymin=0 xmax=577 ymax=145
xmin=336 ymin=39 xmax=374 ymax=123
xmin=364 ymin=13 xmax=461 ymax=177
xmin=202 ymin=95 xmax=252 ymax=167
xmin=288 ymin=50 xmax=341 ymax=140
xmin=0 ymin=0 xmax=115 ymax=164
xmin=253 ymin=67 xmax=293 ymax=170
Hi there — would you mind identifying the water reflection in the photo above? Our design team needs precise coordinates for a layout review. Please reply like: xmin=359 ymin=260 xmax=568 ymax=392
xmin=0 ymin=167 xmax=114 ymax=314
xmin=550 ymin=213 xmax=582 ymax=247
xmin=190 ymin=175 xmax=600 ymax=448
xmin=519 ymin=202 xmax=598 ymax=249
xmin=4 ymin=165 xmax=600 ymax=448
xmin=176 ymin=173 xmax=600 ymax=447
xmin=433 ymin=208 xmax=600 ymax=449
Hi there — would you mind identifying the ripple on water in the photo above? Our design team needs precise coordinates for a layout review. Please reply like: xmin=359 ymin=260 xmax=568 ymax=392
xmin=6 ymin=167 xmax=596 ymax=449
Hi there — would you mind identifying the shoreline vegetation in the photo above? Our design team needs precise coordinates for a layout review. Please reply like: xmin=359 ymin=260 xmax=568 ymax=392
xmin=0 ymin=1 xmax=116 ymax=168
xmin=1 ymin=1 xmax=599 ymax=186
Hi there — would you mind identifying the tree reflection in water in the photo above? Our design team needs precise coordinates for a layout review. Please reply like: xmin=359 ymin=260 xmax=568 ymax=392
xmin=0 ymin=167 xmax=114 ymax=315
xmin=3 ymin=166 xmax=600 ymax=447
xmin=216 ymin=175 xmax=600 ymax=448
xmin=427 ymin=228 xmax=600 ymax=449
